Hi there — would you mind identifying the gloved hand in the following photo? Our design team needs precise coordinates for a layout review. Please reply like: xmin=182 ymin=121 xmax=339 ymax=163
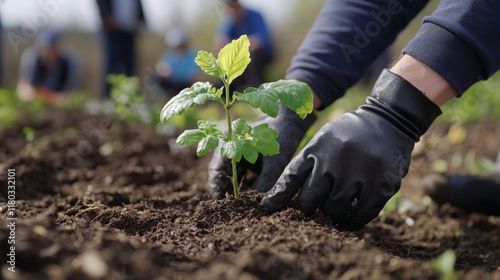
xmin=208 ymin=104 xmax=316 ymax=199
xmin=422 ymin=174 xmax=500 ymax=216
xmin=262 ymin=70 xmax=442 ymax=230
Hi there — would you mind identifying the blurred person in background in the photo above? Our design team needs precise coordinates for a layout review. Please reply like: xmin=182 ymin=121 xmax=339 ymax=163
xmin=96 ymin=0 xmax=145 ymax=97
xmin=17 ymin=30 xmax=80 ymax=106
xmin=214 ymin=0 xmax=274 ymax=88
xmin=152 ymin=28 xmax=199 ymax=98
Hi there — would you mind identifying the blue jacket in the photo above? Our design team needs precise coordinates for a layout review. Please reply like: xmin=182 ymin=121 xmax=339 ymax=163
xmin=287 ymin=0 xmax=500 ymax=107
xmin=219 ymin=8 xmax=274 ymax=59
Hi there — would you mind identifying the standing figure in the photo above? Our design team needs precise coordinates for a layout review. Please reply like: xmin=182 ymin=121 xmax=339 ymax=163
xmin=96 ymin=0 xmax=145 ymax=97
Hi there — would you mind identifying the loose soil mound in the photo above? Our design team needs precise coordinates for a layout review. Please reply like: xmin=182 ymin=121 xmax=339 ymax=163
xmin=0 ymin=109 xmax=499 ymax=280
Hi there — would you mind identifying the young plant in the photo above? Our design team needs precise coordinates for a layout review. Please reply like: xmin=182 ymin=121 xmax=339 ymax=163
xmin=100 ymin=74 xmax=147 ymax=156
xmin=430 ymin=249 xmax=457 ymax=280
xmin=108 ymin=74 xmax=145 ymax=125
xmin=161 ymin=35 xmax=313 ymax=199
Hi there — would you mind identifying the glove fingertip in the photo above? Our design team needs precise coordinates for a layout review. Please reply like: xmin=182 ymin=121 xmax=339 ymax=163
xmin=207 ymin=175 xmax=231 ymax=200
xmin=338 ymin=211 xmax=371 ymax=231
xmin=261 ymin=195 xmax=285 ymax=213
xmin=261 ymin=182 xmax=295 ymax=212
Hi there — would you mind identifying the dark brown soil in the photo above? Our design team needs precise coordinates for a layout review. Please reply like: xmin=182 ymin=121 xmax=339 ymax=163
xmin=1 ymin=109 xmax=499 ymax=280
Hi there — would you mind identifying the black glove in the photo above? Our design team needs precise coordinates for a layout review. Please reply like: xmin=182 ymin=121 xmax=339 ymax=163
xmin=208 ymin=104 xmax=316 ymax=199
xmin=262 ymin=70 xmax=442 ymax=230
xmin=422 ymin=174 xmax=500 ymax=216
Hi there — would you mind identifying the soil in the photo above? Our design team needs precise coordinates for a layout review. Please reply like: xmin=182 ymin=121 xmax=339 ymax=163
xmin=1 ymin=108 xmax=500 ymax=280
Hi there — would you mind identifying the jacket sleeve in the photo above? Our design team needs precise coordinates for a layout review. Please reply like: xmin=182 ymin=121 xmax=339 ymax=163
xmin=403 ymin=0 xmax=500 ymax=96
xmin=286 ymin=0 xmax=429 ymax=108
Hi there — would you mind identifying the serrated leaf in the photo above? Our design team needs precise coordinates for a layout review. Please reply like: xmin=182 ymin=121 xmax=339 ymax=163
xmin=237 ymin=87 xmax=279 ymax=117
xmin=176 ymin=129 xmax=206 ymax=146
xmin=221 ymin=138 xmax=257 ymax=163
xmin=160 ymin=82 xmax=224 ymax=121
xmin=198 ymin=120 xmax=220 ymax=135
xmin=242 ymin=147 xmax=259 ymax=164
xmin=218 ymin=35 xmax=251 ymax=85
xmin=236 ymin=79 xmax=313 ymax=119
xmin=226 ymin=120 xmax=279 ymax=163
xmin=252 ymin=123 xmax=279 ymax=156
xmin=177 ymin=121 xmax=223 ymax=156
xmin=232 ymin=119 xmax=252 ymax=136
xmin=194 ymin=51 xmax=224 ymax=79
xmin=197 ymin=135 xmax=219 ymax=156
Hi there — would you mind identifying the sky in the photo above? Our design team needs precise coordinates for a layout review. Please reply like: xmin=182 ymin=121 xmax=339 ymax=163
xmin=0 ymin=0 xmax=314 ymax=33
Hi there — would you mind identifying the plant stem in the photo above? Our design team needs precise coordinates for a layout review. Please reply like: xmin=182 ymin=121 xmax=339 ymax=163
xmin=231 ymin=159 xmax=239 ymax=199
xmin=224 ymin=81 xmax=239 ymax=199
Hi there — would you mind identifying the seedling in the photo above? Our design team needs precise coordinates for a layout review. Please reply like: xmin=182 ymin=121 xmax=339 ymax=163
xmin=22 ymin=126 xmax=36 ymax=142
xmin=430 ymin=249 xmax=457 ymax=280
xmin=102 ymin=74 xmax=153 ymax=156
xmin=161 ymin=35 xmax=313 ymax=198
xmin=108 ymin=74 xmax=145 ymax=126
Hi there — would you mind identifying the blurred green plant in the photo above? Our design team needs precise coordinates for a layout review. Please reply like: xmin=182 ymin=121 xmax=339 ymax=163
xmin=380 ymin=193 xmax=435 ymax=226
xmin=101 ymin=74 xmax=150 ymax=156
xmin=0 ymin=88 xmax=45 ymax=130
xmin=108 ymin=74 xmax=146 ymax=125
xmin=430 ymin=249 xmax=457 ymax=280
xmin=449 ymin=151 xmax=495 ymax=175
xmin=60 ymin=90 xmax=93 ymax=110
xmin=440 ymin=71 xmax=500 ymax=123
xmin=22 ymin=126 xmax=36 ymax=142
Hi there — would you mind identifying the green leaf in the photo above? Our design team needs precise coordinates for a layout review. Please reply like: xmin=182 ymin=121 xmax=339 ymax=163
xmin=197 ymin=120 xmax=221 ymax=135
xmin=236 ymin=79 xmax=314 ymax=119
xmin=197 ymin=135 xmax=219 ymax=156
xmin=430 ymin=249 xmax=457 ymax=280
xmin=221 ymin=138 xmax=257 ymax=163
xmin=236 ymin=87 xmax=279 ymax=117
xmin=176 ymin=129 xmax=206 ymax=146
xmin=194 ymin=51 xmax=224 ymax=79
xmin=232 ymin=118 xmax=252 ymax=136
xmin=252 ymin=123 xmax=279 ymax=156
xmin=160 ymin=82 xmax=224 ymax=121
xmin=223 ymin=119 xmax=279 ymax=163
xmin=176 ymin=121 xmax=223 ymax=156
xmin=218 ymin=35 xmax=251 ymax=85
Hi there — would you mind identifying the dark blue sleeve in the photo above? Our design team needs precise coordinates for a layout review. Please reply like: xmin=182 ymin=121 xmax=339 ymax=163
xmin=403 ymin=0 xmax=500 ymax=96
xmin=286 ymin=0 xmax=429 ymax=107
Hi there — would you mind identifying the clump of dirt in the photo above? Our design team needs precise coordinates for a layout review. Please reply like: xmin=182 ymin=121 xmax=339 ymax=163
xmin=1 ymin=108 xmax=500 ymax=280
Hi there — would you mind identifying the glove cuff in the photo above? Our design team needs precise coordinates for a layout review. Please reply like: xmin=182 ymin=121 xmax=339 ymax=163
xmin=368 ymin=69 xmax=442 ymax=138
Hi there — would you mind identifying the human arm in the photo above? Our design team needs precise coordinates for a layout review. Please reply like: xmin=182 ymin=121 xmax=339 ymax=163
xmin=287 ymin=0 xmax=430 ymax=107
xmin=262 ymin=0 xmax=500 ymax=229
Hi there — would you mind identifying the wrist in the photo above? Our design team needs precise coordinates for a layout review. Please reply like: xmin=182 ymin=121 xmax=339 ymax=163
xmin=296 ymin=80 xmax=323 ymax=109
xmin=389 ymin=54 xmax=457 ymax=107
xmin=368 ymin=70 xmax=442 ymax=138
